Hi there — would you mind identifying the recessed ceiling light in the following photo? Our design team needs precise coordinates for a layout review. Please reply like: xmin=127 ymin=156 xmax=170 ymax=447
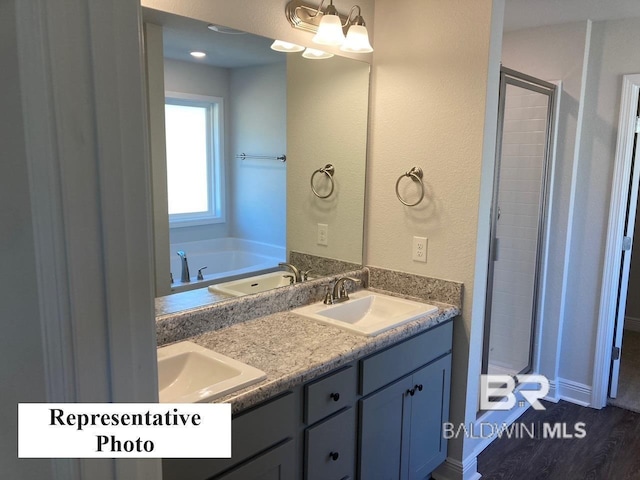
xmin=190 ymin=51 xmax=206 ymax=58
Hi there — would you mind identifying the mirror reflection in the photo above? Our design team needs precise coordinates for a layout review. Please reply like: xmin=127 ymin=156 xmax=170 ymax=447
xmin=142 ymin=8 xmax=370 ymax=313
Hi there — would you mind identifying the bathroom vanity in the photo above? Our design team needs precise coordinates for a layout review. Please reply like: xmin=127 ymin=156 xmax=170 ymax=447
xmin=158 ymin=272 xmax=457 ymax=480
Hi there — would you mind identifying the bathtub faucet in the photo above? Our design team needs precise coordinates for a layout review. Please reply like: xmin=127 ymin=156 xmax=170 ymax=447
xmin=278 ymin=262 xmax=302 ymax=283
xmin=177 ymin=251 xmax=190 ymax=283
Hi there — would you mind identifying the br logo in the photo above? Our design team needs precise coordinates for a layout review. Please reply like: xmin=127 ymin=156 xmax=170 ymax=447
xmin=480 ymin=374 xmax=550 ymax=411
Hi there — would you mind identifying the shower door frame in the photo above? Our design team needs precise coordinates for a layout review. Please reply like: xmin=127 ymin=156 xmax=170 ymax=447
xmin=482 ymin=66 xmax=557 ymax=377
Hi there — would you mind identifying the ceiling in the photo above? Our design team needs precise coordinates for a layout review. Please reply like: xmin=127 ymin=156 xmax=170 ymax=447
xmin=142 ymin=7 xmax=285 ymax=69
xmin=504 ymin=0 xmax=640 ymax=31
xmin=143 ymin=3 xmax=640 ymax=64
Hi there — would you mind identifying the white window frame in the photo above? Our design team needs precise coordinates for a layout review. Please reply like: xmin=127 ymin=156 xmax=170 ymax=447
xmin=165 ymin=91 xmax=225 ymax=228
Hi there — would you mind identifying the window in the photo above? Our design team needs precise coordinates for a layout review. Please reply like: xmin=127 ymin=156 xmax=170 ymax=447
xmin=164 ymin=92 xmax=224 ymax=227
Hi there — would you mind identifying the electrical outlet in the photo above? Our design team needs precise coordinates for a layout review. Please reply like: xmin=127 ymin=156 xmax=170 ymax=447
xmin=412 ymin=236 xmax=427 ymax=262
xmin=317 ymin=223 xmax=329 ymax=246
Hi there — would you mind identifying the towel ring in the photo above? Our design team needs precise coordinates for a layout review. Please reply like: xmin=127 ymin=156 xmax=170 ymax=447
xmin=311 ymin=164 xmax=335 ymax=199
xmin=395 ymin=167 xmax=425 ymax=206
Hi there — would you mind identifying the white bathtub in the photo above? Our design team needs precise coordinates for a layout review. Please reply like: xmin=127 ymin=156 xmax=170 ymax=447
xmin=169 ymin=238 xmax=285 ymax=293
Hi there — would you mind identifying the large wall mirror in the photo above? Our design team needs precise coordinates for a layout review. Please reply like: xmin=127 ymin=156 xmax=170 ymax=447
xmin=142 ymin=7 xmax=370 ymax=313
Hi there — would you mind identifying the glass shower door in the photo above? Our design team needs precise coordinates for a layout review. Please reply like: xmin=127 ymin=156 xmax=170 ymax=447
xmin=483 ymin=67 xmax=556 ymax=377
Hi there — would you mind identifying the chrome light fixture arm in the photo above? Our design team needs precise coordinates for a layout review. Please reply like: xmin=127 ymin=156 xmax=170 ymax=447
xmin=286 ymin=0 xmax=348 ymax=33
xmin=343 ymin=5 xmax=365 ymax=28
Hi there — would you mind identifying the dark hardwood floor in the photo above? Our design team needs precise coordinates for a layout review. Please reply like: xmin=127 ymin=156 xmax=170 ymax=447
xmin=477 ymin=400 xmax=640 ymax=479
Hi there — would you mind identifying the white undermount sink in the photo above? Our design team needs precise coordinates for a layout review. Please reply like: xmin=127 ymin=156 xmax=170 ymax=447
xmin=292 ymin=290 xmax=438 ymax=337
xmin=208 ymin=271 xmax=293 ymax=297
xmin=157 ymin=341 xmax=266 ymax=403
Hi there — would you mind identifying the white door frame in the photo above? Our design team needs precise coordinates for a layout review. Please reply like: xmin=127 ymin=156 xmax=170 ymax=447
xmin=592 ymin=74 xmax=640 ymax=408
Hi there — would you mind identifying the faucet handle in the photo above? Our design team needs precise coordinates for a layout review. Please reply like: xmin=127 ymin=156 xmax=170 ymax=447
xmin=197 ymin=266 xmax=208 ymax=281
xmin=323 ymin=285 xmax=334 ymax=305
xmin=301 ymin=270 xmax=313 ymax=281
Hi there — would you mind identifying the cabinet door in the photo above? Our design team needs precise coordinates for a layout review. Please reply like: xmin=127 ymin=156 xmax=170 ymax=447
xmin=215 ymin=440 xmax=295 ymax=480
xmin=359 ymin=376 xmax=413 ymax=480
xmin=406 ymin=355 xmax=451 ymax=480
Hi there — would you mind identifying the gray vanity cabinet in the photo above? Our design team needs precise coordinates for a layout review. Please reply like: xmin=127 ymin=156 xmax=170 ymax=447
xmin=162 ymin=392 xmax=297 ymax=480
xmin=215 ymin=440 xmax=295 ymax=480
xmin=359 ymin=375 xmax=414 ymax=479
xmin=358 ymin=321 xmax=453 ymax=480
xmin=359 ymin=355 xmax=451 ymax=480
xmin=304 ymin=366 xmax=358 ymax=480
xmin=406 ymin=355 xmax=451 ymax=478
xmin=162 ymin=321 xmax=452 ymax=480
xmin=305 ymin=407 xmax=356 ymax=480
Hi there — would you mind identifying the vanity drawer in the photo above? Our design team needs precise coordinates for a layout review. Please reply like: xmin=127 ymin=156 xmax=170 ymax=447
xmin=360 ymin=321 xmax=453 ymax=396
xmin=305 ymin=407 xmax=356 ymax=480
xmin=305 ymin=365 xmax=357 ymax=425
xmin=163 ymin=391 xmax=295 ymax=480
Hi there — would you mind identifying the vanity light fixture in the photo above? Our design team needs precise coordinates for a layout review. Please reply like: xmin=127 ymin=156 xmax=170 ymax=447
xmin=312 ymin=0 xmax=345 ymax=46
xmin=285 ymin=0 xmax=373 ymax=53
xmin=270 ymin=39 xmax=305 ymax=53
xmin=340 ymin=6 xmax=373 ymax=53
xmin=190 ymin=51 xmax=207 ymax=58
xmin=301 ymin=47 xmax=334 ymax=59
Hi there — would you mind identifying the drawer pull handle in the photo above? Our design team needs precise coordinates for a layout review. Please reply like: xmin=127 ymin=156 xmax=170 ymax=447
xmin=329 ymin=451 xmax=340 ymax=461
xmin=330 ymin=392 xmax=340 ymax=402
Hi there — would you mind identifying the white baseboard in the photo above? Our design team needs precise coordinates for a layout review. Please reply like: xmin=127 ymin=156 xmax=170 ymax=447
xmin=545 ymin=379 xmax=560 ymax=403
xmin=432 ymin=456 xmax=481 ymax=480
xmin=557 ymin=377 xmax=592 ymax=406
xmin=625 ymin=316 xmax=640 ymax=332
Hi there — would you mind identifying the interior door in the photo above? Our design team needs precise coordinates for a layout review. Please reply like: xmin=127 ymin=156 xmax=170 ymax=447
xmin=610 ymin=111 xmax=640 ymax=398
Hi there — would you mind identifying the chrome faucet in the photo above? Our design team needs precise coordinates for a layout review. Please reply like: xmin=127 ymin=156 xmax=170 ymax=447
xmin=278 ymin=262 xmax=302 ymax=283
xmin=177 ymin=251 xmax=190 ymax=282
xmin=324 ymin=276 xmax=362 ymax=305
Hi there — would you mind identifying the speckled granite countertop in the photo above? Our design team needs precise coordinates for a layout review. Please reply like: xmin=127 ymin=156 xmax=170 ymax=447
xmin=177 ymin=295 xmax=458 ymax=414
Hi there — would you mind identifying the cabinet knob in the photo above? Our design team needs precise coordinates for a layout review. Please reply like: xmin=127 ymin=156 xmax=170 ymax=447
xmin=330 ymin=392 xmax=340 ymax=402
xmin=415 ymin=384 xmax=423 ymax=392
xmin=406 ymin=388 xmax=416 ymax=397
xmin=329 ymin=451 xmax=340 ymax=461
